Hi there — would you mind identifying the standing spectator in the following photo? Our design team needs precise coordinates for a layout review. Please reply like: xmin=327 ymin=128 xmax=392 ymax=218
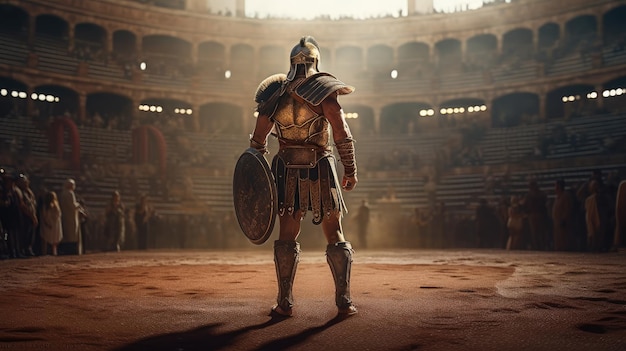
xmin=104 ymin=191 xmax=125 ymax=252
xmin=355 ymin=199 xmax=371 ymax=249
xmin=567 ymin=181 xmax=586 ymax=251
xmin=416 ymin=207 xmax=433 ymax=248
xmin=525 ymin=180 xmax=549 ymax=250
xmin=475 ymin=198 xmax=499 ymax=248
xmin=125 ymin=207 xmax=136 ymax=250
xmin=552 ymin=179 xmax=575 ymax=251
xmin=577 ymin=170 xmax=605 ymax=209
xmin=431 ymin=202 xmax=447 ymax=248
xmin=496 ymin=196 xmax=511 ymax=248
xmin=606 ymin=171 xmax=621 ymax=250
xmin=177 ymin=214 xmax=188 ymax=249
xmin=614 ymin=180 xmax=626 ymax=251
xmin=0 ymin=216 xmax=6 ymax=259
xmin=0 ymin=169 xmax=23 ymax=258
xmin=33 ymin=184 xmax=49 ymax=256
xmin=576 ymin=169 xmax=604 ymax=251
xmin=506 ymin=195 xmax=526 ymax=250
xmin=40 ymin=191 xmax=63 ymax=256
xmin=16 ymin=174 xmax=38 ymax=256
xmin=59 ymin=179 xmax=83 ymax=255
xmin=585 ymin=180 xmax=611 ymax=252
xmin=134 ymin=194 xmax=154 ymax=250
xmin=76 ymin=195 xmax=90 ymax=251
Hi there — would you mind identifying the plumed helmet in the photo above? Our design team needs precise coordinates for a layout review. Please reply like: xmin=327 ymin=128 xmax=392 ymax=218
xmin=287 ymin=36 xmax=321 ymax=80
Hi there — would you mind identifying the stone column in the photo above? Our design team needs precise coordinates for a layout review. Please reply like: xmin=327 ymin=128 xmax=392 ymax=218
xmin=538 ymin=94 xmax=546 ymax=120
xmin=27 ymin=16 xmax=36 ymax=48
xmin=595 ymin=84 xmax=605 ymax=111
xmin=105 ymin=30 xmax=113 ymax=59
xmin=373 ymin=106 xmax=382 ymax=135
xmin=68 ymin=25 xmax=75 ymax=54
xmin=78 ymin=92 xmax=87 ymax=125
xmin=190 ymin=103 xmax=200 ymax=132
xmin=191 ymin=42 xmax=198 ymax=65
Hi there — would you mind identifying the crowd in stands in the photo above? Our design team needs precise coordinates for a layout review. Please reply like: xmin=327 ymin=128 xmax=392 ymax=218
xmin=363 ymin=116 xmax=488 ymax=172
xmin=2 ymin=105 xmax=625 ymax=255
xmin=73 ymin=42 xmax=107 ymax=63
xmin=367 ymin=147 xmax=422 ymax=171
xmin=390 ymin=169 xmax=624 ymax=252
xmin=0 ymin=162 xmax=247 ymax=259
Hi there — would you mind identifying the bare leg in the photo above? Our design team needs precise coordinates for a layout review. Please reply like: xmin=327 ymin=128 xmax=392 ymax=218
xmin=321 ymin=212 xmax=346 ymax=244
xmin=278 ymin=209 xmax=347 ymax=244
xmin=278 ymin=210 xmax=303 ymax=241
xmin=52 ymin=244 xmax=58 ymax=256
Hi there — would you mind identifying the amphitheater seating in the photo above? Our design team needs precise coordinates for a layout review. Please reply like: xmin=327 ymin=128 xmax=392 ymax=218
xmin=545 ymin=52 xmax=594 ymax=76
xmin=0 ymin=31 xmax=29 ymax=66
xmin=0 ymin=117 xmax=50 ymax=157
xmin=2 ymin=25 xmax=625 ymax=222
xmin=439 ymin=69 xmax=485 ymax=90
xmin=142 ymin=72 xmax=190 ymax=88
xmin=603 ymin=46 xmax=626 ymax=66
xmin=77 ymin=125 xmax=133 ymax=163
xmin=3 ymin=30 xmax=624 ymax=95
xmin=342 ymin=113 xmax=626 ymax=216
xmin=491 ymin=59 xmax=537 ymax=84
xmin=354 ymin=130 xmax=449 ymax=169
xmin=345 ymin=161 xmax=624 ymax=218
xmin=33 ymin=35 xmax=79 ymax=76
xmin=86 ymin=59 xmax=129 ymax=82
xmin=1 ymin=109 xmax=624 ymax=223
xmin=479 ymin=113 xmax=626 ymax=164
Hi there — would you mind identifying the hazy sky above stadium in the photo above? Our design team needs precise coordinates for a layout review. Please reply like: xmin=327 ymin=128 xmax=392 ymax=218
xmin=245 ymin=0 xmax=491 ymax=19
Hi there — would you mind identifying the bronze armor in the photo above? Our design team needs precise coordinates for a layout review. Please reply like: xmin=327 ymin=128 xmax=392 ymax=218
xmin=254 ymin=72 xmax=354 ymax=223
xmin=272 ymin=93 xmax=330 ymax=149
xmin=258 ymin=72 xmax=354 ymax=149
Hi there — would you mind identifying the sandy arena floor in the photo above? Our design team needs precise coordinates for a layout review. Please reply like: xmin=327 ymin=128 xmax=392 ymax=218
xmin=1 ymin=248 xmax=626 ymax=351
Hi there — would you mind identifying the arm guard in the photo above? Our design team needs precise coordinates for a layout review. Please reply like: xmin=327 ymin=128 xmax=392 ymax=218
xmin=336 ymin=139 xmax=357 ymax=177
xmin=250 ymin=137 xmax=268 ymax=154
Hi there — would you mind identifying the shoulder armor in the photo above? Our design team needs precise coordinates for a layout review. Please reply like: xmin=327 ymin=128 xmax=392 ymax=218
xmin=255 ymin=74 xmax=287 ymax=104
xmin=294 ymin=72 xmax=354 ymax=106
xmin=255 ymin=73 xmax=287 ymax=117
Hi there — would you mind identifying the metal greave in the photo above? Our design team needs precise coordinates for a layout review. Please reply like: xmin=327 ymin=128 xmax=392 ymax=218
xmin=273 ymin=240 xmax=301 ymax=311
xmin=326 ymin=241 xmax=354 ymax=309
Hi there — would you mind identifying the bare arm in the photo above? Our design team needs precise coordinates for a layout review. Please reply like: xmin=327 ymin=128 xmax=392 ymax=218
xmin=249 ymin=114 xmax=274 ymax=154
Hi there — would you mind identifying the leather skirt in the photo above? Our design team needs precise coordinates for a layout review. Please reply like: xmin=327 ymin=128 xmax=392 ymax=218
xmin=272 ymin=152 xmax=347 ymax=224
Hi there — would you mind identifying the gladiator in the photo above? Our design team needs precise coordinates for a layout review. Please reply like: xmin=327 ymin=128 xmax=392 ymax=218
xmin=249 ymin=36 xmax=358 ymax=316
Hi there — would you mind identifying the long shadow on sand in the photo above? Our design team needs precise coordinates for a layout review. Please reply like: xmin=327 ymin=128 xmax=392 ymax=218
xmin=114 ymin=314 xmax=348 ymax=351
xmin=253 ymin=315 xmax=347 ymax=351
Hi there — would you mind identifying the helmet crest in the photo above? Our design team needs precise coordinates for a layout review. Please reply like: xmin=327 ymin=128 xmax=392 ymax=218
xmin=287 ymin=36 xmax=320 ymax=80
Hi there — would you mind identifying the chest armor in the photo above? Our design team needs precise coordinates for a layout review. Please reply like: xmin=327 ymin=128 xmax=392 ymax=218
xmin=272 ymin=94 xmax=329 ymax=148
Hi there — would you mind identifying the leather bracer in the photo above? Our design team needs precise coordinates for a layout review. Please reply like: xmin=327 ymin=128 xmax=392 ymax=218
xmin=250 ymin=137 xmax=268 ymax=154
xmin=335 ymin=139 xmax=357 ymax=177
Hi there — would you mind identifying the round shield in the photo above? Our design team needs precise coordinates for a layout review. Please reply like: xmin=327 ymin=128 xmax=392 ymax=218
xmin=233 ymin=147 xmax=278 ymax=245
